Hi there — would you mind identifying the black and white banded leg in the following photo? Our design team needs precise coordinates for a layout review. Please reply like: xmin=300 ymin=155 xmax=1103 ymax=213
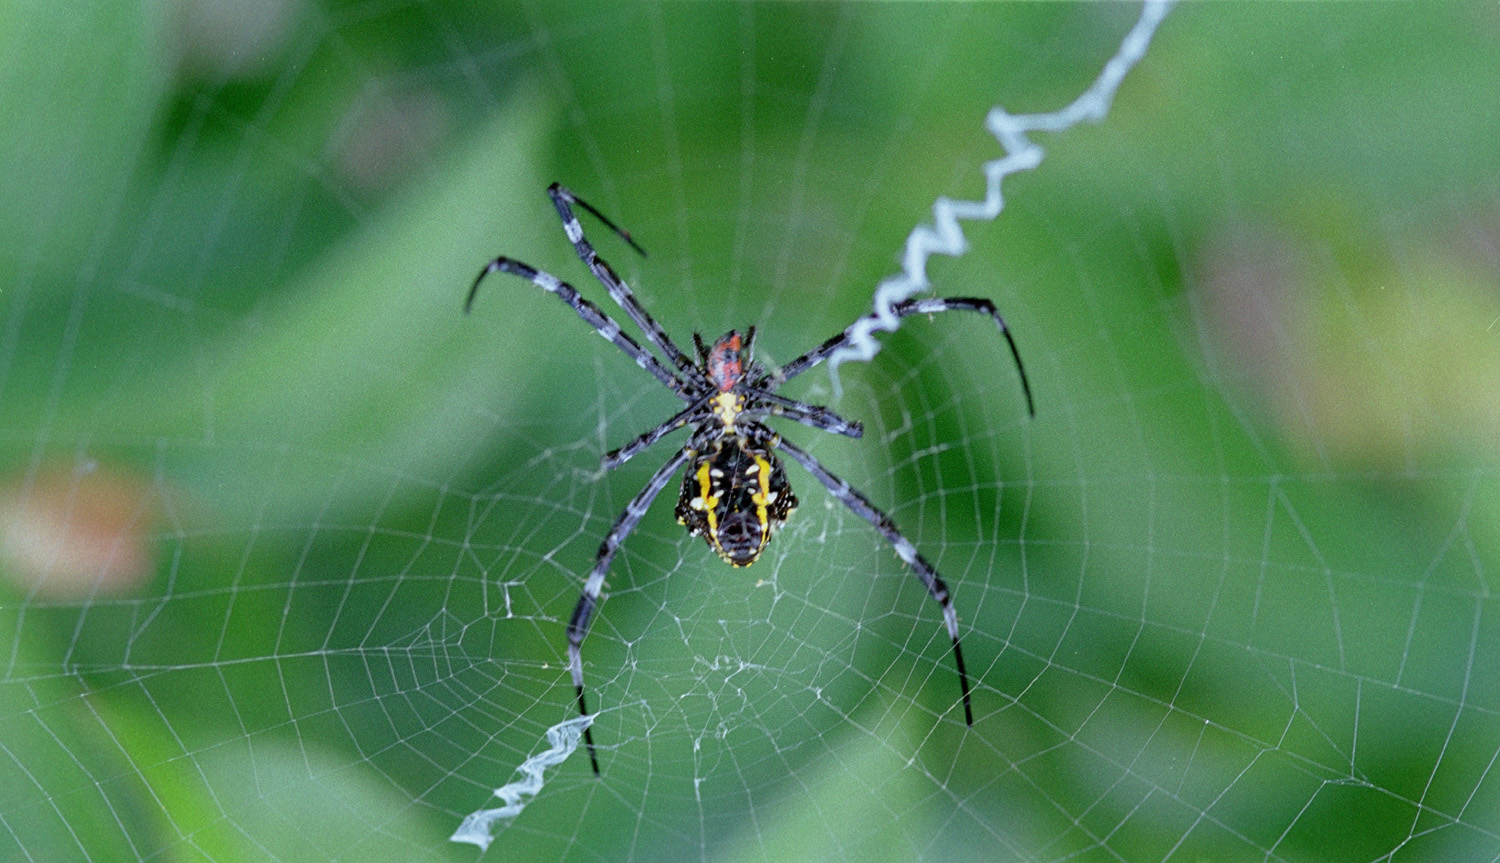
xmin=465 ymin=256 xmax=697 ymax=401
xmin=764 ymin=297 xmax=1035 ymax=417
xmin=750 ymin=392 xmax=864 ymax=439
xmin=772 ymin=436 xmax=976 ymax=726
xmin=602 ymin=396 xmax=712 ymax=470
xmin=567 ymin=448 xmax=692 ymax=775
xmin=546 ymin=183 xmax=701 ymax=380
xmin=600 ymin=395 xmax=862 ymax=472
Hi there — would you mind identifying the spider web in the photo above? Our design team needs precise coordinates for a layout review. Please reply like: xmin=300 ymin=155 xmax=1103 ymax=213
xmin=4 ymin=3 xmax=1500 ymax=861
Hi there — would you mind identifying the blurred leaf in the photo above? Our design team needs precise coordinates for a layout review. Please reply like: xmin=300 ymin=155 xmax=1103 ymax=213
xmin=0 ymin=590 xmax=135 ymax=858
xmin=110 ymin=82 xmax=557 ymax=525
xmin=0 ymin=1 xmax=173 ymax=281
xmin=714 ymin=703 xmax=937 ymax=863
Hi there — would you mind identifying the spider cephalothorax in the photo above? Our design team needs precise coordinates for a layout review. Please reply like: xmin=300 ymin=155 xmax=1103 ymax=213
xmin=467 ymin=184 xmax=1034 ymax=776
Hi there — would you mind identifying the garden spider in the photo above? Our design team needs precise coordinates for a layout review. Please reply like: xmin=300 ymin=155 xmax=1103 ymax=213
xmin=467 ymin=184 xmax=1034 ymax=776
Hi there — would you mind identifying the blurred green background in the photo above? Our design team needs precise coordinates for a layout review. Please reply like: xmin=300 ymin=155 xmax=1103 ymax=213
xmin=3 ymin=2 xmax=1500 ymax=860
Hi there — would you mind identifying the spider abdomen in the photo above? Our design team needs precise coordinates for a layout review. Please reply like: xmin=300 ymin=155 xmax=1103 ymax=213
xmin=676 ymin=437 xmax=797 ymax=567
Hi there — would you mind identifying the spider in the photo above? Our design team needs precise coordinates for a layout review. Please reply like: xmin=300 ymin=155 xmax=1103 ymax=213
xmin=467 ymin=183 xmax=1034 ymax=776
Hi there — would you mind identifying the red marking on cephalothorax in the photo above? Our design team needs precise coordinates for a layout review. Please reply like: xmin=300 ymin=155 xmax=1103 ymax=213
xmin=706 ymin=332 xmax=745 ymax=392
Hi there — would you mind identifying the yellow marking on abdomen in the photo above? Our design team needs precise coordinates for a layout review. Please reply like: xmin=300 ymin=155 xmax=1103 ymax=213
xmin=696 ymin=460 xmax=723 ymax=556
xmin=749 ymin=454 xmax=773 ymax=554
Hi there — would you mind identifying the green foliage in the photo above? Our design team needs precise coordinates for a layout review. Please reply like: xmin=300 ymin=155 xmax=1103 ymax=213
xmin=2 ymin=2 xmax=1498 ymax=861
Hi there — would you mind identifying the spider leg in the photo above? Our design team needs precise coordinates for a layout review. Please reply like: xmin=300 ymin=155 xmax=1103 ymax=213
xmin=764 ymin=297 xmax=1034 ymax=417
xmin=603 ymin=396 xmax=712 ymax=470
xmin=771 ymin=435 xmax=976 ymax=726
xmin=747 ymin=392 xmax=864 ymax=439
xmin=567 ymin=447 xmax=692 ymax=776
xmin=467 ymin=256 xmax=697 ymax=400
xmin=547 ymin=183 xmax=701 ymax=381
